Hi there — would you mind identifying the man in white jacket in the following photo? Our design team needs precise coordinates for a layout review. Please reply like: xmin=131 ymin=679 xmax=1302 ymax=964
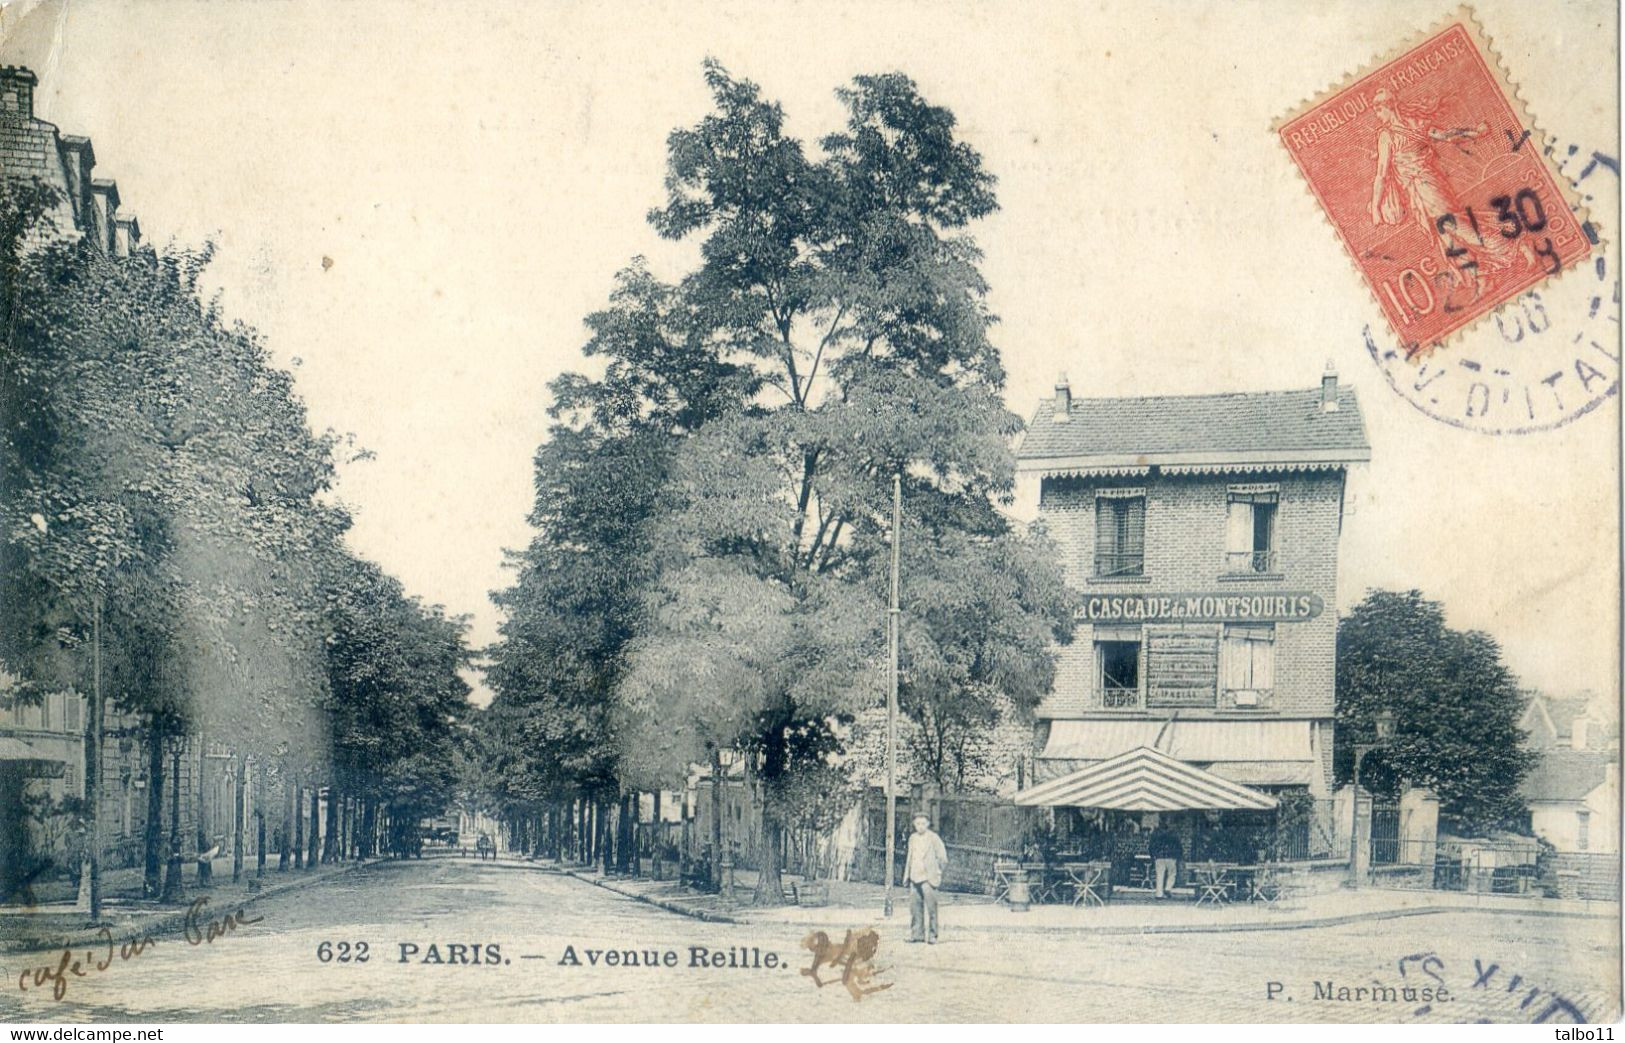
xmin=905 ymin=813 xmax=949 ymax=944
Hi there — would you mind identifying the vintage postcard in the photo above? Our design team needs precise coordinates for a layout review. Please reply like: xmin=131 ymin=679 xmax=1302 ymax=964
xmin=0 ymin=0 xmax=1617 ymax=1028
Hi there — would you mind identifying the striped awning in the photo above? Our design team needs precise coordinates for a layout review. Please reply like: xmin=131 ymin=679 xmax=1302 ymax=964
xmin=1014 ymin=745 xmax=1277 ymax=811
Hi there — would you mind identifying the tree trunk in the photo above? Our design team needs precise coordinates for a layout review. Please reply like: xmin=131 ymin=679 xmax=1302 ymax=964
xmin=753 ymin=735 xmax=787 ymax=906
xmin=307 ymin=787 xmax=321 ymax=869
xmin=194 ymin=731 xmax=210 ymax=886
xmin=709 ymin=750 xmax=723 ymax=892
xmin=142 ymin=728 xmax=164 ymax=898
xmin=322 ymin=787 xmax=340 ymax=863
xmin=255 ymin=803 xmax=266 ymax=880
xmin=160 ymin=744 xmax=184 ymax=903
xmin=293 ymin=784 xmax=305 ymax=869
xmin=360 ymin=801 xmax=377 ymax=859
xmin=231 ymin=756 xmax=245 ymax=883
xmin=280 ymin=779 xmax=293 ymax=871
xmin=652 ymin=791 xmax=663 ymax=878
xmin=598 ymin=799 xmax=612 ymax=875
xmin=620 ymin=794 xmax=635 ymax=874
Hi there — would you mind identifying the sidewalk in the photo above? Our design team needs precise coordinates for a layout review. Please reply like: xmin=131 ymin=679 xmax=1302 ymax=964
xmin=0 ymin=854 xmax=380 ymax=954
xmin=549 ymin=861 xmax=1618 ymax=935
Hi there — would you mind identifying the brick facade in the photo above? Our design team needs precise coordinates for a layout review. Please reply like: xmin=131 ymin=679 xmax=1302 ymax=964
xmin=1037 ymin=469 xmax=1345 ymax=722
xmin=1017 ymin=374 xmax=1369 ymax=801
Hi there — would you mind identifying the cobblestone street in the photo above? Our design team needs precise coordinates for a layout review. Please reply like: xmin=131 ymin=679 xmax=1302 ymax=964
xmin=1 ymin=857 xmax=1615 ymax=1023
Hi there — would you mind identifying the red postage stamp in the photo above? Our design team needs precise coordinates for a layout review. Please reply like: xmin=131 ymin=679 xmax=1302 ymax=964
xmin=1276 ymin=9 xmax=1595 ymax=356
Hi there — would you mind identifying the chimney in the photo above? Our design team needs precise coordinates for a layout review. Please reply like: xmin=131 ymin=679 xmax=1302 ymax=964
xmin=89 ymin=179 xmax=120 ymax=255
xmin=0 ymin=66 xmax=36 ymax=120
xmin=1053 ymin=372 xmax=1071 ymax=423
xmin=114 ymin=216 xmax=140 ymax=257
xmin=58 ymin=136 xmax=96 ymax=226
xmin=1320 ymin=360 xmax=1340 ymax=412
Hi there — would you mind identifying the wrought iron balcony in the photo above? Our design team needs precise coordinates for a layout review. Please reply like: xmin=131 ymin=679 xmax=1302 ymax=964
xmin=1093 ymin=551 xmax=1145 ymax=577
xmin=1100 ymin=686 xmax=1142 ymax=709
xmin=1224 ymin=549 xmax=1278 ymax=574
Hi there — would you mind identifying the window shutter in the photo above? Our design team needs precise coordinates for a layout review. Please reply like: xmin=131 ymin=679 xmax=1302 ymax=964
xmin=1222 ymin=634 xmax=1249 ymax=689
xmin=1250 ymin=636 xmax=1275 ymax=689
xmin=1122 ymin=497 xmax=1145 ymax=554
xmin=1095 ymin=498 xmax=1115 ymax=554
xmin=1225 ymin=501 xmax=1251 ymax=556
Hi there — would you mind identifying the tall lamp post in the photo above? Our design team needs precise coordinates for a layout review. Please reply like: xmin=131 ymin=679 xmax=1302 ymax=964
xmin=883 ymin=474 xmax=901 ymax=918
xmin=1348 ymin=710 xmax=1395 ymax=889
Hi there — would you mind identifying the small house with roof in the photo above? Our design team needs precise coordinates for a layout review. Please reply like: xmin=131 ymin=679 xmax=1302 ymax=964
xmin=1520 ymin=692 xmax=1617 ymax=753
xmin=1521 ymin=750 xmax=1618 ymax=854
xmin=1012 ymin=366 xmax=1369 ymax=866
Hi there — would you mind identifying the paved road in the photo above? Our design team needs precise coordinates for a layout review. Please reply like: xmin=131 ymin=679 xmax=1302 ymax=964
xmin=1 ymin=858 xmax=1616 ymax=1023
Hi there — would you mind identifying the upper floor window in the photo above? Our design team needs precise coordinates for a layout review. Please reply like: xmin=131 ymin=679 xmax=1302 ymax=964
xmin=1577 ymin=810 xmax=1591 ymax=851
xmin=1226 ymin=486 xmax=1278 ymax=573
xmin=1095 ymin=489 xmax=1145 ymax=577
xmin=1222 ymin=624 xmax=1275 ymax=704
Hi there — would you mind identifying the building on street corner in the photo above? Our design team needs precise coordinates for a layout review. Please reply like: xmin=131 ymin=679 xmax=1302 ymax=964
xmin=1012 ymin=367 xmax=1370 ymax=874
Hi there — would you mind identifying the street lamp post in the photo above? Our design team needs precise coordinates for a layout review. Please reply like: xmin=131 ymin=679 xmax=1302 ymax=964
xmin=1348 ymin=710 xmax=1396 ymax=889
xmin=883 ymin=474 xmax=901 ymax=919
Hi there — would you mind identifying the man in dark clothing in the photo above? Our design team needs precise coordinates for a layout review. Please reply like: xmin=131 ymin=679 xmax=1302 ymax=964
xmin=1148 ymin=823 xmax=1182 ymax=899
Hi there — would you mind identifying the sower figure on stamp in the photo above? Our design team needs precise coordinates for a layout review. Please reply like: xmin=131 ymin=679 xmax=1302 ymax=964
xmin=1148 ymin=820 xmax=1182 ymax=900
xmin=1368 ymin=88 xmax=1531 ymax=290
xmin=905 ymin=813 xmax=948 ymax=944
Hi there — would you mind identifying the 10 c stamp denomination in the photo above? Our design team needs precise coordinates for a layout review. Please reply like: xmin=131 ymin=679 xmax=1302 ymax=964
xmin=1277 ymin=8 xmax=1595 ymax=356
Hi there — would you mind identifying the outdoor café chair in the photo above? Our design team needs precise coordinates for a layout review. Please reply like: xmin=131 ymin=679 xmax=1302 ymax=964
xmin=1248 ymin=865 xmax=1281 ymax=904
xmin=1193 ymin=862 xmax=1232 ymax=906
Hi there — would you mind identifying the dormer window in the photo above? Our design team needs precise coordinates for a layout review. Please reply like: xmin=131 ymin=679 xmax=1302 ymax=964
xmin=1225 ymin=486 xmax=1278 ymax=573
xmin=1094 ymin=489 xmax=1145 ymax=578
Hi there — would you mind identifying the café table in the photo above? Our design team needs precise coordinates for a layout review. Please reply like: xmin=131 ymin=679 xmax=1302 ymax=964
xmin=1190 ymin=861 xmax=1239 ymax=905
xmin=1060 ymin=860 xmax=1112 ymax=907
xmin=1022 ymin=862 xmax=1060 ymax=903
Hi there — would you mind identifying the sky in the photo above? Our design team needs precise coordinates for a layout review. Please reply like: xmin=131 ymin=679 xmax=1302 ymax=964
xmin=1 ymin=0 xmax=1618 ymax=707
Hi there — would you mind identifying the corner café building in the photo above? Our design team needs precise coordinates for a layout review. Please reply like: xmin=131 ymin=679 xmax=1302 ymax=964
xmin=1012 ymin=367 xmax=1369 ymax=874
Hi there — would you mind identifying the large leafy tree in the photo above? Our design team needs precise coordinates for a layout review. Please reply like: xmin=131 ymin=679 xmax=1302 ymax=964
xmin=323 ymin=551 xmax=470 ymax=847
xmin=2 ymin=179 xmax=344 ymax=884
xmin=1335 ymin=589 xmax=1537 ymax=833
xmin=2 ymin=173 xmax=462 ymax=889
xmin=483 ymin=256 xmax=756 ymax=841
xmin=602 ymin=61 xmax=1070 ymax=903
xmin=897 ymin=522 xmax=1074 ymax=791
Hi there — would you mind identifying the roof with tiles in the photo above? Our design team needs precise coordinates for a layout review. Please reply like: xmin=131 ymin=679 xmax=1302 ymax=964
xmin=1017 ymin=382 xmax=1371 ymax=467
xmin=1520 ymin=749 xmax=1615 ymax=803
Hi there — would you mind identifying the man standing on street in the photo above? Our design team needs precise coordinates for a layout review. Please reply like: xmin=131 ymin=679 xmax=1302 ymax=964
xmin=1148 ymin=819 xmax=1182 ymax=899
xmin=905 ymin=813 xmax=948 ymax=944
